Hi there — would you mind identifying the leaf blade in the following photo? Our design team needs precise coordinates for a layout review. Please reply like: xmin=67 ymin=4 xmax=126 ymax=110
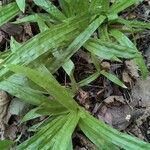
xmin=16 ymin=0 xmax=26 ymax=12
xmin=0 ymin=2 xmax=20 ymax=27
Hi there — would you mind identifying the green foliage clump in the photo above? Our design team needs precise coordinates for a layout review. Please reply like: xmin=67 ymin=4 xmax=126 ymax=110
xmin=0 ymin=0 xmax=150 ymax=149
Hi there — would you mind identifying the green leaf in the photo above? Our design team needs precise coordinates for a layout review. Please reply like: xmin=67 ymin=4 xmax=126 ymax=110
xmin=33 ymin=0 xmax=66 ymax=21
xmin=59 ymin=0 xmax=90 ymax=17
xmin=79 ymin=112 xmax=150 ymax=150
xmin=67 ymin=140 xmax=73 ymax=150
xmin=98 ymin=24 xmax=110 ymax=41
xmin=53 ymin=50 xmax=74 ymax=76
xmin=0 ymin=77 xmax=50 ymax=106
xmin=49 ymin=15 xmax=106 ymax=73
xmin=78 ymin=72 xmax=100 ymax=87
xmin=0 ymin=140 xmax=14 ymax=150
xmin=100 ymin=70 xmax=127 ymax=88
xmin=17 ymin=112 xmax=79 ymax=150
xmin=21 ymin=106 xmax=68 ymax=123
xmin=16 ymin=0 xmax=26 ymax=12
xmin=84 ymin=38 xmax=138 ymax=61
xmin=6 ymin=65 xmax=79 ymax=111
xmin=0 ymin=2 xmax=20 ymax=27
xmin=0 ymin=13 xmax=91 ymax=80
xmin=90 ymin=0 xmax=110 ymax=11
xmin=14 ymin=13 xmax=56 ymax=24
xmin=37 ymin=18 xmax=49 ymax=32
xmin=79 ymin=121 xmax=119 ymax=150
xmin=110 ymin=0 xmax=141 ymax=14
xmin=10 ymin=36 xmax=21 ymax=52
xmin=116 ymin=17 xmax=150 ymax=29
xmin=110 ymin=29 xmax=148 ymax=78
xmin=21 ymin=107 xmax=44 ymax=123
xmin=59 ymin=0 xmax=73 ymax=17
xmin=50 ymin=112 xmax=79 ymax=150
xmin=17 ymin=115 xmax=68 ymax=150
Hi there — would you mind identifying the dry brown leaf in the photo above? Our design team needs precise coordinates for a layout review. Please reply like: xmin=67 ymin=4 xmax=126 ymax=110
xmin=0 ymin=91 xmax=10 ymax=122
xmin=104 ymin=96 xmax=126 ymax=105
xmin=131 ymin=76 xmax=150 ymax=108
xmin=122 ymin=70 xmax=133 ymax=88
xmin=77 ymin=50 xmax=92 ymax=64
xmin=101 ymin=61 xmax=111 ymax=71
xmin=1 ymin=23 xmax=23 ymax=36
xmin=24 ymin=23 xmax=33 ymax=37
xmin=76 ymin=89 xmax=90 ymax=110
xmin=0 ymin=30 xmax=6 ymax=46
xmin=125 ymin=60 xmax=139 ymax=79
xmin=97 ymin=96 xmax=132 ymax=130
xmin=0 ymin=91 xmax=10 ymax=139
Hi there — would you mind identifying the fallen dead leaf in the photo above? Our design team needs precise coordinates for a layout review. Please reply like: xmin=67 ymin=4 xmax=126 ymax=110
xmin=104 ymin=96 xmax=126 ymax=105
xmin=77 ymin=50 xmax=92 ymax=64
xmin=0 ymin=91 xmax=10 ymax=140
xmin=75 ymin=133 xmax=98 ymax=150
xmin=125 ymin=60 xmax=139 ymax=79
xmin=76 ymin=89 xmax=91 ymax=110
xmin=97 ymin=96 xmax=132 ymax=130
xmin=0 ymin=30 xmax=6 ymax=46
xmin=101 ymin=61 xmax=111 ymax=71
xmin=0 ymin=91 xmax=10 ymax=123
xmin=1 ymin=23 xmax=23 ymax=36
xmin=131 ymin=76 xmax=150 ymax=108
xmin=24 ymin=23 xmax=33 ymax=37
xmin=122 ymin=70 xmax=133 ymax=88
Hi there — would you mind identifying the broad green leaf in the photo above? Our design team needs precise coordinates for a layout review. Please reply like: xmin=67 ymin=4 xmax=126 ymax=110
xmin=59 ymin=0 xmax=90 ymax=17
xmin=98 ymin=24 xmax=110 ymax=41
xmin=37 ymin=18 xmax=49 ymax=32
xmin=79 ymin=112 xmax=150 ymax=150
xmin=67 ymin=140 xmax=73 ymax=150
xmin=107 ymin=13 xmax=118 ymax=21
xmin=78 ymin=72 xmax=100 ymax=87
xmin=33 ymin=0 xmax=66 ymax=21
xmin=14 ymin=13 xmax=56 ymax=24
xmin=0 ymin=78 xmax=56 ymax=106
xmin=49 ymin=15 xmax=106 ymax=73
xmin=17 ymin=115 xmax=68 ymax=150
xmin=80 ymin=121 xmax=119 ymax=150
xmin=18 ymin=112 xmax=79 ymax=150
xmin=21 ymin=106 xmax=68 ymax=123
xmin=91 ymin=53 xmax=101 ymax=71
xmin=53 ymin=50 xmax=74 ymax=76
xmin=90 ymin=0 xmax=109 ymax=11
xmin=21 ymin=107 xmax=46 ymax=123
xmin=16 ymin=0 xmax=25 ymax=12
xmin=6 ymin=65 xmax=79 ymax=111
xmin=84 ymin=38 xmax=138 ymax=61
xmin=27 ymin=119 xmax=49 ymax=132
xmin=0 ymin=140 xmax=14 ymax=150
xmin=100 ymin=70 xmax=127 ymax=88
xmin=110 ymin=29 xmax=148 ymax=78
xmin=116 ymin=17 xmax=150 ymax=29
xmin=63 ymin=59 xmax=74 ymax=76
xmin=110 ymin=0 xmax=141 ymax=14
xmin=58 ymin=0 xmax=71 ymax=17
xmin=0 ymin=2 xmax=20 ymax=26
xmin=0 ymin=13 xmax=91 ymax=80
xmin=10 ymin=36 xmax=21 ymax=52
xmin=50 ymin=112 xmax=79 ymax=150
xmin=0 ymin=51 xmax=11 ymax=60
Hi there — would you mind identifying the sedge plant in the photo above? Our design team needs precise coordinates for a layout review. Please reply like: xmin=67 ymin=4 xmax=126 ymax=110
xmin=0 ymin=0 xmax=150 ymax=149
